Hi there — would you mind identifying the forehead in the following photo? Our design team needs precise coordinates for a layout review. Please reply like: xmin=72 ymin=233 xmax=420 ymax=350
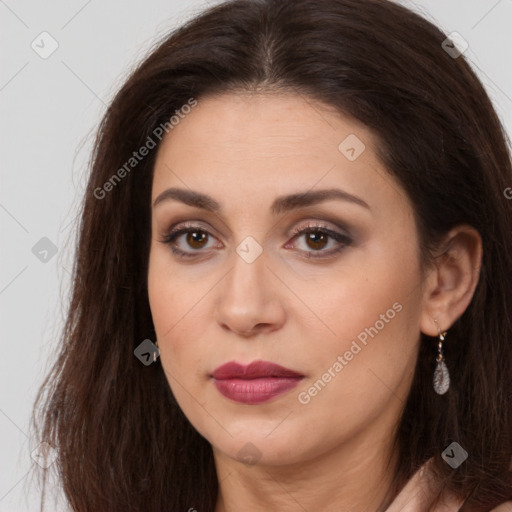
xmin=155 ymin=91 xmax=371 ymax=161
xmin=151 ymin=92 xmax=410 ymax=220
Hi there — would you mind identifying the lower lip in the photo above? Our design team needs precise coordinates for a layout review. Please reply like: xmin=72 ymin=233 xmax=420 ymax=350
xmin=212 ymin=377 xmax=303 ymax=404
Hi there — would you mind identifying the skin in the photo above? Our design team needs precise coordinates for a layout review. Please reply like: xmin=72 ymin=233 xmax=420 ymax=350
xmin=387 ymin=460 xmax=512 ymax=512
xmin=147 ymin=91 xmax=487 ymax=511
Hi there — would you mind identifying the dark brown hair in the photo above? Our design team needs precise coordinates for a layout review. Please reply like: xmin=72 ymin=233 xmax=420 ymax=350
xmin=31 ymin=0 xmax=512 ymax=510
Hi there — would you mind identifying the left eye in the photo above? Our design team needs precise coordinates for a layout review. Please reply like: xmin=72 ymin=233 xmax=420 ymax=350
xmin=286 ymin=224 xmax=352 ymax=258
xmin=159 ymin=223 xmax=352 ymax=259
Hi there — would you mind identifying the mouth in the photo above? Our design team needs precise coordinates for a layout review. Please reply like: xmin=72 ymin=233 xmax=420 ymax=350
xmin=210 ymin=360 xmax=305 ymax=405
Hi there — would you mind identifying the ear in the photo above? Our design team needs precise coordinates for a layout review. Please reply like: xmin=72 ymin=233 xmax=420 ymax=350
xmin=419 ymin=225 xmax=482 ymax=336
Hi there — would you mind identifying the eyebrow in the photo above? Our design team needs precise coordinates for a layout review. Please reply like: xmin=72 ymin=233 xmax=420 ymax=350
xmin=152 ymin=187 xmax=370 ymax=214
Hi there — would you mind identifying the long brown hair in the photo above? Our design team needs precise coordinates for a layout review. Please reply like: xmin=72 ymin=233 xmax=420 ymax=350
xmin=31 ymin=0 xmax=512 ymax=510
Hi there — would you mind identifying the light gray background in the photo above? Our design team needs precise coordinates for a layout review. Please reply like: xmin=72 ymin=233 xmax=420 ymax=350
xmin=1 ymin=1 xmax=511 ymax=510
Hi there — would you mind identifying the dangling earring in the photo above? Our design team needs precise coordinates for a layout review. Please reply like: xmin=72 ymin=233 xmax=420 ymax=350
xmin=153 ymin=340 xmax=159 ymax=363
xmin=433 ymin=323 xmax=450 ymax=395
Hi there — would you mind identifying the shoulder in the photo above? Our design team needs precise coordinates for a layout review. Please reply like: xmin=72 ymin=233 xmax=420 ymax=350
xmin=386 ymin=459 xmax=512 ymax=512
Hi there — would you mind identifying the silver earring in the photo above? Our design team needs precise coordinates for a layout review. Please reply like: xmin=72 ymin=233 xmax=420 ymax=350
xmin=433 ymin=326 xmax=450 ymax=395
xmin=153 ymin=340 xmax=159 ymax=363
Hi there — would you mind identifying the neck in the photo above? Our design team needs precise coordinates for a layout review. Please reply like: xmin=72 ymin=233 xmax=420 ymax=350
xmin=213 ymin=421 xmax=400 ymax=512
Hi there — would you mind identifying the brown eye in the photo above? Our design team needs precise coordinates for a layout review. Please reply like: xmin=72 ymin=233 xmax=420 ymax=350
xmin=185 ymin=230 xmax=209 ymax=249
xmin=286 ymin=223 xmax=353 ymax=259
xmin=160 ymin=224 xmax=222 ymax=259
xmin=304 ymin=231 xmax=329 ymax=251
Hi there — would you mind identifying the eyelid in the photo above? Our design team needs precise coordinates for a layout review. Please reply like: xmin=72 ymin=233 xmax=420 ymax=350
xmin=158 ymin=221 xmax=224 ymax=249
xmin=284 ymin=222 xmax=352 ymax=257
xmin=161 ymin=220 xmax=223 ymax=240
xmin=288 ymin=219 xmax=350 ymax=237
xmin=158 ymin=218 xmax=353 ymax=260
xmin=159 ymin=218 xmax=349 ymax=243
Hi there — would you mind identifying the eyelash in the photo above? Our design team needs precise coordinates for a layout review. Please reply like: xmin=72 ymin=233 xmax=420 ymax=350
xmin=159 ymin=221 xmax=352 ymax=260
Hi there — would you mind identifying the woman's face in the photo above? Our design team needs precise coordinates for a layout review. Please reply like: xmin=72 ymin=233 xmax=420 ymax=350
xmin=148 ymin=92 xmax=429 ymax=468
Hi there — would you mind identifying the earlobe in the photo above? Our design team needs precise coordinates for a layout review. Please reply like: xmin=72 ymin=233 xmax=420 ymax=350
xmin=419 ymin=225 xmax=482 ymax=337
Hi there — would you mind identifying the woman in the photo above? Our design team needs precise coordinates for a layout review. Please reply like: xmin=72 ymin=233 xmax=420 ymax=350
xmin=31 ymin=0 xmax=512 ymax=510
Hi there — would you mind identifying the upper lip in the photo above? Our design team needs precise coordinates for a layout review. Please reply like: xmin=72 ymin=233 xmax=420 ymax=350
xmin=211 ymin=360 xmax=304 ymax=380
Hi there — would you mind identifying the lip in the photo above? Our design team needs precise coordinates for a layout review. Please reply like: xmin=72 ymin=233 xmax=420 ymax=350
xmin=211 ymin=360 xmax=304 ymax=405
xmin=211 ymin=360 xmax=304 ymax=380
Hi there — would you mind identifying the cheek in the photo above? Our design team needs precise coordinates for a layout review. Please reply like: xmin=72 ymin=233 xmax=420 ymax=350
xmin=298 ymin=253 xmax=423 ymax=416
xmin=294 ymin=240 xmax=418 ymax=348
xmin=147 ymin=243 xmax=201 ymax=330
xmin=147 ymin=251 xmax=187 ymax=364
xmin=147 ymin=248 xmax=212 ymax=382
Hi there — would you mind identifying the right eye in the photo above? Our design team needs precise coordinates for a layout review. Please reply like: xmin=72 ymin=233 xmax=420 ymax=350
xmin=159 ymin=223 xmax=223 ymax=259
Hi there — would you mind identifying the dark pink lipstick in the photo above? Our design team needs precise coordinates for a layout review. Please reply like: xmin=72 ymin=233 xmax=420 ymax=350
xmin=211 ymin=360 xmax=304 ymax=404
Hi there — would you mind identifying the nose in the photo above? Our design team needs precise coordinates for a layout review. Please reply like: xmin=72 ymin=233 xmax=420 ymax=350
xmin=215 ymin=247 xmax=286 ymax=337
